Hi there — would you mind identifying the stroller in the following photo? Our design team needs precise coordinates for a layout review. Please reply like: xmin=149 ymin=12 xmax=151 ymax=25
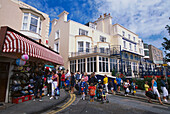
xmin=96 ymin=82 xmax=109 ymax=103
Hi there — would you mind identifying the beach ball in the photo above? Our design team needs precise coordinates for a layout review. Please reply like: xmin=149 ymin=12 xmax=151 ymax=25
xmin=16 ymin=59 xmax=26 ymax=66
xmin=21 ymin=54 xmax=29 ymax=61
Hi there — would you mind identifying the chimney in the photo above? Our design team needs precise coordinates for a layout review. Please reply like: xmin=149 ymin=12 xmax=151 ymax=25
xmin=58 ymin=11 xmax=69 ymax=22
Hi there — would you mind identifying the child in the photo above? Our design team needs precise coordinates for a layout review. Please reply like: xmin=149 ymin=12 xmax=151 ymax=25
xmin=65 ymin=77 xmax=70 ymax=91
xmin=113 ymin=78 xmax=117 ymax=92
xmin=88 ymin=83 xmax=96 ymax=102
xmin=80 ymin=78 xmax=86 ymax=100
xmin=70 ymin=72 xmax=75 ymax=94
xmin=131 ymin=80 xmax=136 ymax=95
xmin=109 ymin=79 xmax=114 ymax=94
xmin=124 ymin=79 xmax=130 ymax=96
xmin=161 ymin=76 xmax=168 ymax=102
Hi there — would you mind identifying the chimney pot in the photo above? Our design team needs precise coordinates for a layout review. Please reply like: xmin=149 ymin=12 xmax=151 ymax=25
xmin=104 ymin=13 xmax=107 ymax=17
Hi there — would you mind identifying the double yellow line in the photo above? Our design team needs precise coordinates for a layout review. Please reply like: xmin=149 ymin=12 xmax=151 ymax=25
xmin=48 ymin=94 xmax=76 ymax=114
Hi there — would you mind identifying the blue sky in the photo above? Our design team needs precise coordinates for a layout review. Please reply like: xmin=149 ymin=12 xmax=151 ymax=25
xmin=21 ymin=0 xmax=170 ymax=49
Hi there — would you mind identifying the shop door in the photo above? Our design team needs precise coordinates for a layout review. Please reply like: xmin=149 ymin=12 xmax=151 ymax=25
xmin=0 ymin=62 xmax=10 ymax=102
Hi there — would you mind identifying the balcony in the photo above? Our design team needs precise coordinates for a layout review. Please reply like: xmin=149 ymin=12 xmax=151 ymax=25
xmin=69 ymin=48 xmax=110 ymax=58
xmin=69 ymin=45 xmax=121 ymax=58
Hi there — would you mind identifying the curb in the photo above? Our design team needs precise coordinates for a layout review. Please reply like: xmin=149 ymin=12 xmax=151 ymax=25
xmin=33 ymin=90 xmax=70 ymax=114
xmin=115 ymin=92 xmax=170 ymax=105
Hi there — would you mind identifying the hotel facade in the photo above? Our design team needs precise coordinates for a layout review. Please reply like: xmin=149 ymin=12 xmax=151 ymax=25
xmin=49 ymin=11 xmax=147 ymax=78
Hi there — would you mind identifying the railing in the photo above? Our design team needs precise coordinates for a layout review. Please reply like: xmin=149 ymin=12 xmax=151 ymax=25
xmin=69 ymin=47 xmax=111 ymax=57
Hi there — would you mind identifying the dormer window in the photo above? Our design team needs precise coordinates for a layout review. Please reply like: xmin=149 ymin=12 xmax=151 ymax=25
xmin=79 ymin=29 xmax=88 ymax=36
xmin=22 ymin=13 xmax=42 ymax=34
xmin=100 ymin=36 xmax=106 ymax=42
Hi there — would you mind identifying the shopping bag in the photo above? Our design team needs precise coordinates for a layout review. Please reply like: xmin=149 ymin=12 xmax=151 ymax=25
xmin=126 ymin=88 xmax=130 ymax=93
xmin=55 ymin=87 xmax=60 ymax=96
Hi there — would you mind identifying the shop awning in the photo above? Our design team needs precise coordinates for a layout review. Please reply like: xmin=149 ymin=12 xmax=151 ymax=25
xmin=0 ymin=26 xmax=64 ymax=65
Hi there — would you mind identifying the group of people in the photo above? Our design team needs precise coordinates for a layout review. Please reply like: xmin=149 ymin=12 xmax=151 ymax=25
xmin=32 ymin=66 xmax=169 ymax=105
xmin=144 ymin=76 xmax=169 ymax=104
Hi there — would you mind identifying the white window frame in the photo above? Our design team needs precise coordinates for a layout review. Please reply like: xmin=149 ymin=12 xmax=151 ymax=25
xmin=129 ymin=43 xmax=132 ymax=50
xmin=134 ymin=45 xmax=137 ymax=51
xmin=54 ymin=42 xmax=59 ymax=53
xmin=78 ymin=41 xmax=84 ymax=52
xmin=79 ymin=29 xmax=88 ymax=36
xmin=128 ymin=34 xmax=130 ymax=39
xmin=87 ymin=57 xmax=96 ymax=73
xmin=123 ymin=41 xmax=126 ymax=48
xmin=99 ymin=57 xmax=109 ymax=72
xmin=55 ymin=30 xmax=60 ymax=40
xmin=86 ymin=42 xmax=90 ymax=52
xmin=21 ymin=13 xmax=41 ymax=34
xmin=100 ymin=36 xmax=106 ymax=42
xmin=70 ymin=60 xmax=76 ymax=73
xmin=122 ymin=31 xmax=125 ymax=36
xmin=133 ymin=37 xmax=135 ymax=41
xmin=78 ymin=59 xmax=85 ymax=73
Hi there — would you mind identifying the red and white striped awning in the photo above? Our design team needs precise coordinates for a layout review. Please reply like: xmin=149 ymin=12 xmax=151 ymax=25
xmin=3 ymin=31 xmax=64 ymax=65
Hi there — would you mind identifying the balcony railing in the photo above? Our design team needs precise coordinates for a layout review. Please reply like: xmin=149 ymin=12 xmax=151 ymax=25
xmin=69 ymin=48 xmax=111 ymax=57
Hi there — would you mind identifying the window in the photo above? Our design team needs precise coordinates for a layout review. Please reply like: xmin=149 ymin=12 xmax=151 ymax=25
xmin=144 ymin=44 xmax=148 ymax=49
xmin=55 ymin=30 xmax=60 ymax=39
xmin=79 ymin=29 xmax=88 ymax=36
xmin=54 ymin=42 xmax=59 ymax=52
xmin=130 ymin=55 xmax=133 ymax=59
xmin=86 ymin=42 xmax=90 ymax=52
xmin=134 ymin=45 xmax=137 ymax=51
xmin=133 ymin=62 xmax=137 ymax=71
xmin=133 ymin=37 xmax=135 ymax=41
xmin=106 ymin=48 xmax=110 ymax=54
xmin=22 ymin=13 xmax=28 ymax=30
xmin=110 ymin=58 xmax=117 ymax=72
xmin=70 ymin=60 xmax=76 ymax=73
xmin=78 ymin=41 xmax=84 ymax=52
xmin=30 ymin=14 xmax=38 ymax=33
xmin=100 ymin=36 xmax=106 ymax=42
xmin=87 ymin=57 xmax=96 ymax=72
xmin=78 ymin=59 xmax=85 ymax=73
xmin=144 ymin=50 xmax=149 ymax=56
xmin=122 ymin=31 xmax=125 ymax=36
xmin=100 ymin=48 xmax=105 ymax=53
xmin=123 ymin=41 xmax=126 ymax=48
xmin=128 ymin=34 xmax=130 ymax=39
xmin=129 ymin=43 xmax=132 ymax=50
xmin=22 ymin=13 xmax=42 ymax=34
xmin=99 ymin=57 xmax=108 ymax=72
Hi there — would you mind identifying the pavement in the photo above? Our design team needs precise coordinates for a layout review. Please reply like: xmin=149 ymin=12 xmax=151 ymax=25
xmin=0 ymin=89 xmax=69 ymax=114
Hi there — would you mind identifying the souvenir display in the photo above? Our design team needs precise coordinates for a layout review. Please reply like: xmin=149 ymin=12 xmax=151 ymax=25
xmin=16 ymin=59 xmax=26 ymax=66
xmin=21 ymin=54 xmax=29 ymax=61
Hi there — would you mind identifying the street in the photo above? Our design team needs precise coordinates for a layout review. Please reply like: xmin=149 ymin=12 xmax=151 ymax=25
xmin=45 ymin=93 xmax=170 ymax=114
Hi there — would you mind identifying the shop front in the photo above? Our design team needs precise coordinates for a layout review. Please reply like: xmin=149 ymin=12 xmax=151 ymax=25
xmin=0 ymin=26 xmax=64 ymax=103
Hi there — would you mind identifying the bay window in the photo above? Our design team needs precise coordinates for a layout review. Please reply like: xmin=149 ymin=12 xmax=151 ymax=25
xmin=100 ymin=36 xmax=106 ymax=42
xmin=70 ymin=60 xmax=76 ymax=73
xmin=22 ymin=13 xmax=42 ymax=34
xmin=78 ymin=41 xmax=84 ymax=52
xmin=87 ymin=57 xmax=96 ymax=72
xmin=99 ymin=57 xmax=108 ymax=72
xmin=86 ymin=42 xmax=90 ymax=52
xmin=78 ymin=59 xmax=85 ymax=73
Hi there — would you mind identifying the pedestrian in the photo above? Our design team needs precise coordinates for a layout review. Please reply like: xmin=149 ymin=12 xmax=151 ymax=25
xmin=161 ymin=76 xmax=168 ymax=102
xmin=80 ymin=78 xmax=86 ymax=100
xmin=88 ymin=83 xmax=96 ymax=102
xmin=47 ymin=70 xmax=52 ymax=97
xmin=70 ymin=72 xmax=75 ymax=94
xmin=152 ymin=76 xmax=163 ymax=104
xmin=89 ymin=73 xmax=98 ymax=85
xmin=113 ymin=78 xmax=117 ymax=92
xmin=61 ymin=71 xmax=65 ymax=89
xmin=83 ymin=73 xmax=89 ymax=95
xmin=103 ymin=75 xmax=108 ymax=93
xmin=131 ymin=80 xmax=136 ymax=95
xmin=65 ymin=77 xmax=70 ymax=91
xmin=116 ymin=75 xmax=121 ymax=92
xmin=124 ymin=79 xmax=130 ymax=96
xmin=109 ymin=79 xmax=114 ymax=94
xmin=65 ymin=69 xmax=71 ymax=80
xmin=33 ymin=69 xmax=44 ymax=101
xmin=50 ymin=70 xmax=59 ymax=99
xmin=75 ymin=71 xmax=81 ymax=84
xmin=57 ymin=70 xmax=62 ymax=88
xmin=144 ymin=81 xmax=152 ymax=103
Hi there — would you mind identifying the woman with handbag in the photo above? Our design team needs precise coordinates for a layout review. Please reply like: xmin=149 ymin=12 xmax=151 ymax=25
xmin=152 ymin=76 xmax=163 ymax=105
xmin=50 ymin=70 xmax=59 ymax=99
xmin=124 ymin=79 xmax=130 ymax=96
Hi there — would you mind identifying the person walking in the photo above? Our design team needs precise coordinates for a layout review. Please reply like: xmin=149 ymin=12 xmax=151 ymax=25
xmin=124 ymin=79 xmax=130 ymax=96
xmin=47 ymin=71 xmax=52 ymax=97
xmin=50 ymin=70 xmax=59 ymax=99
xmin=65 ymin=69 xmax=71 ymax=81
xmin=88 ymin=83 xmax=96 ymax=102
xmin=70 ymin=72 xmax=76 ymax=94
xmin=144 ymin=81 xmax=152 ymax=103
xmin=57 ymin=70 xmax=62 ymax=89
xmin=103 ymin=75 xmax=108 ymax=93
xmin=152 ymin=76 xmax=163 ymax=104
xmin=116 ymin=75 xmax=121 ymax=92
xmin=83 ymin=73 xmax=89 ymax=95
xmin=33 ymin=70 xmax=44 ymax=101
xmin=109 ymin=79 xmax=114 ymax=94
xmin=75 ymin=71 xmax=81 ymax=84
xmin=161 ymin=76 xmax=168 ymax=102
xmin=61 ymin=71 xmax=65 ymax=89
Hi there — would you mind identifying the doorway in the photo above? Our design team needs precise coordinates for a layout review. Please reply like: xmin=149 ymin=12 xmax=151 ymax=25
xmin=0 ymin=62 xmax=10 ymax=102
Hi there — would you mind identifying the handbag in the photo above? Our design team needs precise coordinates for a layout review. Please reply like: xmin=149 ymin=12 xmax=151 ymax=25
xmin=126 ymin=88 xmax=130 ymax=93
xmin=146 ymin=91 xmax=156 ymax=99
xmin=55 ymin=87 xmax=60 ymax=96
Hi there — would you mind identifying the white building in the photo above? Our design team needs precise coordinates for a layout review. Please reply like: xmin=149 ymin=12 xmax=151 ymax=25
xmin=49 ymin=11 xmax=145 ymax=78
